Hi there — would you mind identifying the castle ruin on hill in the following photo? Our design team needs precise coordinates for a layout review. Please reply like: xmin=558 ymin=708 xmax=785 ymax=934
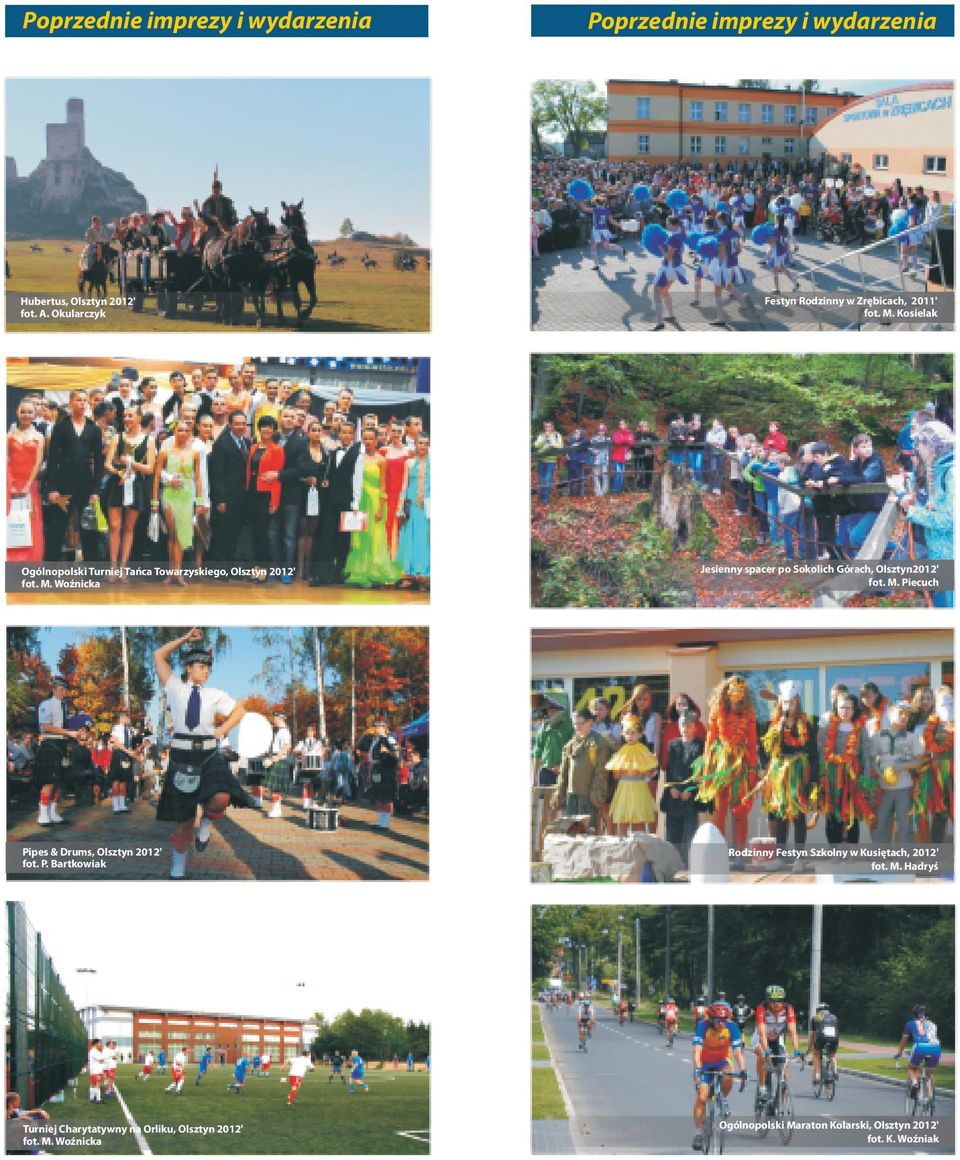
xmin=6 ymin=99 xmax=148 ymax=239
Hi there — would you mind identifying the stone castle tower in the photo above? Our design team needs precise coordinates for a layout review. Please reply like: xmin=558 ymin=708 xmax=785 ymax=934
xmin=6 ymin=97 xmax=148 ymax=238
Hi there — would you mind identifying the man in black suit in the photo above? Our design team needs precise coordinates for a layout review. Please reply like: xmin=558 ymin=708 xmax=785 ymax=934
xmin=309 ymin=420 xmax=361 ymax=586
xmin=269 ymin=405 xmax=308 ymax=581
xmin=208 ymin=409 xmax=250 ymax=566
xmin=44 ymin=389 xmax=104 ymax=562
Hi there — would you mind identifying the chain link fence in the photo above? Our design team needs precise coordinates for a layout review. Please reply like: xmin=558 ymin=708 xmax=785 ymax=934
xmin=7 ymin=901 xmax=88 ymax=1106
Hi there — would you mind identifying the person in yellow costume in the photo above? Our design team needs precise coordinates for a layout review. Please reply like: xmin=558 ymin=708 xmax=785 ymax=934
xmin=606 ymin=713 xmax=659 ymax=835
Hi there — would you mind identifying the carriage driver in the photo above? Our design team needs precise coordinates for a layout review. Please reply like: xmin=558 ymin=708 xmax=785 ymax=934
xmin=80 ymin=215 xmax=110 ymax=275
xmin=194 ymin=176 xmax=238 ymax=243
xmin=153 ymin=628 xmax=260 ymax=879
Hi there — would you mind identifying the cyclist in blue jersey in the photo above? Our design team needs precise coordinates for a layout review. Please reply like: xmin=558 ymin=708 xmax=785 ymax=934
xmin=896 ymin=1005 xmax=942 ymax=1100
xmin=691 ymin=1001 xmax=747 ymax=1152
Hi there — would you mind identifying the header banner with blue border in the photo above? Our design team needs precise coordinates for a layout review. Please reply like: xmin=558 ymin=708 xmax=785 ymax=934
xmin=531 ymin=5 xmax=953 ymax=37
xmin=6 ymin=4 xmax=428 ymax=36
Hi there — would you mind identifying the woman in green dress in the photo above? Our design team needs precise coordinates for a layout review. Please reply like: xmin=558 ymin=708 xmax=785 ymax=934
xmin=344 ymin=426 xmax=402 ymax=588
xmin=152 ymin=418 xmax=202 ymax=586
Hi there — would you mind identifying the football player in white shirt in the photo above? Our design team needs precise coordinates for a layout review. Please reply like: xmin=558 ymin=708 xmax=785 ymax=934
xmin=102 ymin=1041 xmax=118 ymax=1098
xmin=138 ymin=1050 xmax=155 ymax=1081
xmin=88 ymin=1039 xmax=105 ymax=1103
xmin=165 ymin=1049 xmax=188 ymax=1095
xmin=285 ymin=1051 xmax=315 ymax=1105
xmin=261 ymin=1049 xmax=272 ymax=1078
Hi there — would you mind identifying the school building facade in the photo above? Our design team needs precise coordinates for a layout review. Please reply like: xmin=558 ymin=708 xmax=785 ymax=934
xmin=809 ymin=83 xmax=955 ymax=197
xmin=80 ymin=1005 xmax=310 ymax=1064
xmin=606 ymin=81 xmax=857 ymax=165
xmin=532 ymin=628 xmax=953 ymax=729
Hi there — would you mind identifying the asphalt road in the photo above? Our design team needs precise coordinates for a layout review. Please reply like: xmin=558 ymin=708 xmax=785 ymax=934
xmin=539 ymin=1004 xmax=953 ymax=1154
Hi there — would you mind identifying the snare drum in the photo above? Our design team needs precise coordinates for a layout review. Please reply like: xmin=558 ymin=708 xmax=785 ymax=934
xmin=247 ymin=756 xmax=265 ymax=784
xmin=302 ymin=754 xmax=324 ymax=773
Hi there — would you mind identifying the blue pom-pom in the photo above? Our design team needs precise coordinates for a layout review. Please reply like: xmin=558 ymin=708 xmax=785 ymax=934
xmin=642 ymin=223 xmax=669 ymax=257
xmin=632 ymin=183 xmax=651 ymax=203
xmin=888 ymin=215 xmax=908 ymax=238
xmin=697 ymin=236 xmax=719 ymax=260
xmin=715 ymin=200 xmax=730 ymax=216
xmin=567 ymin=179 xmax=594 ymax=202
xmin=666 ymin=188 xmax=690 ymax=210
xmin=751 ymin=224 xmax=775 ymax=246
xmin=686 ymin=230 xmax=704 ymax=251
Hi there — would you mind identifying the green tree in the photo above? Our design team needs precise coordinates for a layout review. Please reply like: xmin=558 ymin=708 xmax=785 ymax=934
xmin=339 ymin=217 xmax=355 ymax=237
xmin=530 ymin=81 xmax=606 ymax=156
xmin=737 ymin=80 xmax=771 ymax=89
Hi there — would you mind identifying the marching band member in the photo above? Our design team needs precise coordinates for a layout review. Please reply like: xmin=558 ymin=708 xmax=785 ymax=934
xmin=266 ymin=711 xmax=293 ymax=819
xmin=108 ymin=708 xmax=138 ymax=815
xmin=36 ymin=676 xmax=76 ymax=827
xmin=153 ymin=629 xmax=257 ymax=879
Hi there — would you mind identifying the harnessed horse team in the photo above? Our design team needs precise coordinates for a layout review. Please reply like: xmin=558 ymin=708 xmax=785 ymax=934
xmin=77 ymin=194 xmax=320 ymax=326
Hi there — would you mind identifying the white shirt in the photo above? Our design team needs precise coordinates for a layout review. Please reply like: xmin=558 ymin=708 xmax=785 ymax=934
xmin=88 ymin=1047 xmax=104 ymax=1076
xmin=271 ymin=726 xmax=292 ymax=756
xmin=111 ymin=722 xmax=134 ymax=750
xmin=38 ymin=695 xmax=66 ymax=732
xmin=103 ymin=1046 xmax=118 ymax=1070
xmin=261 ymin=1052 xmax=271 ymax=1066
xmin=164 ymin=674 xmax=235 ymax=735
xmin=144 ymin=1053 xmax=154 ymax=1067
xmin=173 ymin=1051 xmax=188 ymax=1069
xmin=288 ymin=1056 xmax=314 ymax=1079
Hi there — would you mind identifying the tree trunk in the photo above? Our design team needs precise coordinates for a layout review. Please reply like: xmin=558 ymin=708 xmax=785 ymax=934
xmin=654 ymin=461 xmax=702 ymax=548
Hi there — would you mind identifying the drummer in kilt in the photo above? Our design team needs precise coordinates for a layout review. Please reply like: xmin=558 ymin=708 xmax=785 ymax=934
xmin=153 ymin=629 xmax=259 ymax=879
xmin=817 ymin=693 xmax=876 ymax=845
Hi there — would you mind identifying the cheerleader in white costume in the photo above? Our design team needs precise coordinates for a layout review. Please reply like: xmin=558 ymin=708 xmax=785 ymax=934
xmin=710 ymin=212 xmax=754 ymax=328
xmin=589 ymin=196 xmax=624 ymax=270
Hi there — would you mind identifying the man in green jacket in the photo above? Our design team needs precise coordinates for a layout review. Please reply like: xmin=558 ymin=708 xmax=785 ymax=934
xmin=532 ymin=690 xmax=573 ymax=788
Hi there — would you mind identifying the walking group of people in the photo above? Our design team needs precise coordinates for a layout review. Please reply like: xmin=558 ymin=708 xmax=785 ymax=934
xmin=7 ymin=365 xmax=430 ymax=589
xmin=532 ymin=403 xmax=954 ymax=603
xmin=533 ymin=675 xmax=953 ymax=869
xmin=25 ymin=630 xmax=424 ymax=879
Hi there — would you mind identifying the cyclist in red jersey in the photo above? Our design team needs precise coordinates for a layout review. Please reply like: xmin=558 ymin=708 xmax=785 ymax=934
xmin=754 ymin=984 xmax=802 ymax=1102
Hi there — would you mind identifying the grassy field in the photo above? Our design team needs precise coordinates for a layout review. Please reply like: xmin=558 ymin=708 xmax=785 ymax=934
xmin=838 ymin=1053 xmax=955 ymax=1091
xmin=5 ymin=238 xmax=429 ymax=332
xmin=41 ymin=1064 xmax=429 ymax=1154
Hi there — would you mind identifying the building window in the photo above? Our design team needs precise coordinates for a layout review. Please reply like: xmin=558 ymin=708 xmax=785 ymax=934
xmin=690 ymin=100 xmax=703 ymax=121
xmin=805 ymin=107 xmax=818 ymax=125
xmin=738 ymin=103 xmax=751 ymax=123
xmin=635 ymin=97 xmax=651 ymax=119
xmin=825 ymin=662 xmax=932 ymax=707
xmin=873 ymin=154 xmax=890 ymax=170
xmin=738 ymin=137 xmax=750 ymax=155
xmin=840 ymin=152 xmax=853 ymax=163
xmin=761 ymin=103 xmax=774 ymax=124
xmin=689 ymin=135 xmax=702 ymax=155
xmin=783 ymin=138 xmax=796 ymax=155
xmin=824 ymin=107 xmax=836 ymax=119
xmin=714 ymin=101 xmax=728 ymax=122
xmin=761 ymin=137 xmax=773 ymax=146
xmin=636 ymin=135 xmax=650 ymax=155
xmin=715 ymin=136 xmax=727 ymax=155
xmin=924 ymin=155 xmax=947 ymax=174
xmin=784 ymin=105 xmax=797 ymax=124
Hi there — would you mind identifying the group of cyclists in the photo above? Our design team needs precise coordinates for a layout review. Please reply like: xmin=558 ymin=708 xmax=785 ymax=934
xmin=547 ymin=985 xmax=942 ymax=1151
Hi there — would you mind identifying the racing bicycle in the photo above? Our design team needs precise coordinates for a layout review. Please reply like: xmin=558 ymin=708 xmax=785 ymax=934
xmin=755 ymin=1048 xmax=797 ymax=1146
xmin=698 ymin=1068 xmax=747 ymax=1155
xmin=897 ymin=1054 xmax=936 ymax=1117
xmin=666 ymin=1019 xmax=677 ymax=1049
xmin=811 ymin=1049 xmax=838 ymax=1101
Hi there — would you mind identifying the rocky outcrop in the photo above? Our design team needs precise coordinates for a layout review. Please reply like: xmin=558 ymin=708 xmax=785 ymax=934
xmin=6 ymin=148 xmax=147 ymax=239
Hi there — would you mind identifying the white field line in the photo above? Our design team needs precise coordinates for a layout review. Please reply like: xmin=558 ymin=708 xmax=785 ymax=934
xmin=396 ymin=1129 xmax=430 ymax=1143
xmin=114 ymin=1086 xmax=153 ymax=1156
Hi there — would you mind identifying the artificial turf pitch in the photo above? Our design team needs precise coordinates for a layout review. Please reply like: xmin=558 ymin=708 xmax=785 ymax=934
xmin=42 ymin=1064 xmax=429 ymax=1154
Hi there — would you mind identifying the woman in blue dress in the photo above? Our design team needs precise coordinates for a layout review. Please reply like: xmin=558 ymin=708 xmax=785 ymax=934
xmin=901 ymin=421 xmax=954 ymax=608
xmin=398 ymin=434 xmax=430 ymax=589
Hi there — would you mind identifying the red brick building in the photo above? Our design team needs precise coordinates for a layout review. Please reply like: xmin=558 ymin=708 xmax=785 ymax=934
xmin=132 ymin=1008 xmax=306 ymax=1065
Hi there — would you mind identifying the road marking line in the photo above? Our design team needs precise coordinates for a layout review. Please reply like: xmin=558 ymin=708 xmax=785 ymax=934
xmin=114 ymin=1086 xmax=152 ymax=1156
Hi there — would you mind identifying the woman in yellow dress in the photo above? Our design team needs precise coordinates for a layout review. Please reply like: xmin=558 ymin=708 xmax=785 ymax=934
xmin=606 ymin=713 xmax=659 ymax=835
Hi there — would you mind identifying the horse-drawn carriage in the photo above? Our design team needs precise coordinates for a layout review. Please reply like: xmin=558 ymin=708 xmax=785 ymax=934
xmin=77 ymin=200 xmax=320 ymax=327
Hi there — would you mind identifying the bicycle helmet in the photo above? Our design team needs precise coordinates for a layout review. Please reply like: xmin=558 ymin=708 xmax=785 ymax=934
xmin=816 ymin=1002 xmax=830 ymax=1013
xmin=666 ymin=996 xmax=675 ymax=1004
xmin=697 ymin=995 xmax=708 ymax=1005
xmin=735 ymin=994 xmax=746 ymax=1002
xmin=765 ymin=984 xmax=786 ymax=1003
xmin=708 ymin=1002 xmax=733 ymax=1021
xmin=913 ymin=1004 xmax=927 ymax=1017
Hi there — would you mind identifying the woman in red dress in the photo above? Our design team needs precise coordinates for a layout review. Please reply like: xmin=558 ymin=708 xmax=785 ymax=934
xmin=7 ymin=398 xmax=45 ymax=562
xmin=383 ymin=419 xmax=410 ymax=560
